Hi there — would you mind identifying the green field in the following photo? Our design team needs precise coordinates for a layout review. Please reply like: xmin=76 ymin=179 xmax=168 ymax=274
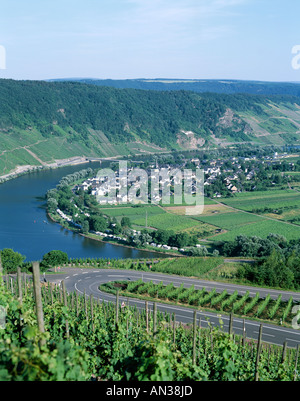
xmin=131 ymin=212 xmax=201 ymax=232
xmin=213 ymin=218 xmax=300 ymax=241
xmin=194 ymin=211 xmax=264 ymax=230
xmin=99 ymin=202 xmax=213 ymax=234
xmin=101 ymin=205 xmax=165 ymax=219
xmin=95 ymin=188 xmax=300 ymax=240
xmin=221 ymin=189 xmax=300 ymax=212
xmin=194 ymin=189 xmax=300 ymax=241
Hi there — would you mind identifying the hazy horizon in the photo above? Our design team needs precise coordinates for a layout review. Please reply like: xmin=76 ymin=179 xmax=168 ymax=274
xmin=0 ymin=1 xmax=299 ymax=82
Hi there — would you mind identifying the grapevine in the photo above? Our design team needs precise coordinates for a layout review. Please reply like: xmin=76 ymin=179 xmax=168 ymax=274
xmin=1 ymin=266 xmax=299 ymax=382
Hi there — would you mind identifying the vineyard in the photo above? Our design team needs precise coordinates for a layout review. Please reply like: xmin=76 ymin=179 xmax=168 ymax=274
xmin=0 ymin=265 xmax=299 ymax=381
xmin=101 ymin=279 xmax=297 ymax=327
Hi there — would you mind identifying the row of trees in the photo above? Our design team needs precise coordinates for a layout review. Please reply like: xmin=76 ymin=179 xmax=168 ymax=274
xmin=0 ymin=249 xmax=68 ymax=273
xmin=218 ymin=234 xmax=290 ymax=258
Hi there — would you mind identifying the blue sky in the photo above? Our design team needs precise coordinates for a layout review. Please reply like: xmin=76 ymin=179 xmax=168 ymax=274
xmin=0 ymin=0 xmax=299 ymax=81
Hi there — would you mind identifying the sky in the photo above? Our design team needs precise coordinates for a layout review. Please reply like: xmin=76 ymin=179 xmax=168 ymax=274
xmin=0 ymin=0 xmax=299 ymax=82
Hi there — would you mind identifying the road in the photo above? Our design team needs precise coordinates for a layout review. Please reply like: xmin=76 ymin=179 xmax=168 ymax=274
xmin=45 ymin=267 xmax=300 ymax=349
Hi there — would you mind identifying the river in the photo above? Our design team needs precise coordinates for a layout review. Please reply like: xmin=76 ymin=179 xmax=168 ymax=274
xmin=0 ymin=163 xmax=164 ymax=262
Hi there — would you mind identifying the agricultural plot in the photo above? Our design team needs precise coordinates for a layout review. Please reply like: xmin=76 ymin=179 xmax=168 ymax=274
xmin=222 ymin=189 xmax=300 ymax=212
xmin=101 ymin=204 xmax=166 ymax=219
xmin=194 ymin=211 xmax=264 ymax=230
xmin=192 ymin=201 xmax=300 ymax=240
xmin=95 ymin=203 xmax=209 ymax=234
xmin=131 ymin=212 xmax=202 ymax=232
xmin=115 ymin=280 xmax=296 ymax=326
xmin=203 ymin=189 xmax=300 ymax=240
xmin=211 ymin=217 xmax=300 ymax=241
xmin=164 ymin=202 xmax=231 ymax=216
xmin=0 ymin=148 xmax=41 ymax=175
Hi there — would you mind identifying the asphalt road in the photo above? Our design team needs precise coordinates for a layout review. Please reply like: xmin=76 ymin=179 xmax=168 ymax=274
xmin=45 ymin=267 xmax=300 ymax=349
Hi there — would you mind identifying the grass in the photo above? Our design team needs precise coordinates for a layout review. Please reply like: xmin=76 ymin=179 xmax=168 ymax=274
xmin=150 ymin=256 xmax=225 ymax=278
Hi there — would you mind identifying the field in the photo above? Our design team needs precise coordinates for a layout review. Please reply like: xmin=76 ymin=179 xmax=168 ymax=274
xmin=221 ymin=189 xmax=300 ymax=212
xmin=97 ymin=188 xmax=300 ymax=241
xmin=194 ymin=211 xmax=264 ymax=230
xmin=101 ymin=204 xmax=166 ymax=219
xmin=194 ymin=210 xmax=300 ymax=241
xmin=99 ymin=202 xmax=216 ymax=235
xmin=131 ymin=212 xmax=201 ymax=232
xmin=211 ymin=218 xmax=300 ymax=241
xmin=197 ymin=189 xmax=300 ymax=241
xmin=150 ymin=256 xmax=225 ymax=277
xmin=0 ymin=148 xmax=41 ymax=175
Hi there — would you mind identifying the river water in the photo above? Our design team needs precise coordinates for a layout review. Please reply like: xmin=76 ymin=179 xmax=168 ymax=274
xmin=0 ymin=163 xmax=162 ymax=262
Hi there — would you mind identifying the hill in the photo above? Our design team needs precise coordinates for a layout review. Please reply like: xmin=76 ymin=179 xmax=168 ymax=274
xmin=1 ymin=79 xmax=300 ymax=176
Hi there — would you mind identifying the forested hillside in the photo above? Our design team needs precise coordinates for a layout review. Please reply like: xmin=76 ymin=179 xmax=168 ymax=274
xmin=1 ymin=79 xmax=300 ymax=176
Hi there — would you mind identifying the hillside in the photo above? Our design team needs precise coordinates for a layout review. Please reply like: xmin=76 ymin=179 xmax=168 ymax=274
xmin=1 ymin=79 xmax=300 ymax=176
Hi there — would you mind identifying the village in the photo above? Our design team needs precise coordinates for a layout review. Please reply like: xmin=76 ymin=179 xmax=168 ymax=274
xmin=73 ymin=151 xmax=295 ymax=202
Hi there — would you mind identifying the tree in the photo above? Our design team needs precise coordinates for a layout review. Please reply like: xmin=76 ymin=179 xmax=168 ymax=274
xmin=153 ymin=229 xmax=173 ymax=245
xmin=47 ymin=197 xmax=58 ymax=212
xmin=121 ymin=217 xmax=132 ymax=228
xmin=111 ymin=223 xmax=122 ymax=235
xmin=259 ymin=249 xmax=294 ymax=289
xmin=41 ymin=250 xmax=68 ymax=267
xmin=0 ymin=249 xmax=25 ymax=273
xmin=239 ymin=249 xmax=295 ymax=290
xmin=169 ymin=232 xmax=189 ymax=248
xmin=89 ymin=215 xmax=107 ymax=232
xmin=82 ymin=220 xmax=90 ymax=234
xmin=188 ymin=246 xmax=208 ymax=256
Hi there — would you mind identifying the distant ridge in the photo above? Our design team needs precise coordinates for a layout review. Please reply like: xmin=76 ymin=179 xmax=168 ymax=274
xmin=47 ymin=78 xmax=300 ymax=97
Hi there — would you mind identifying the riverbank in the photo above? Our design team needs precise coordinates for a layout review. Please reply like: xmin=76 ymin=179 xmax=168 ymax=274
xmin=0 ymin=156 xmax=89 ymax=184
xmin=47 ymin=209 xmax=182 ymax=258
xmin=80 ymin=232 xmax=184 ymax=257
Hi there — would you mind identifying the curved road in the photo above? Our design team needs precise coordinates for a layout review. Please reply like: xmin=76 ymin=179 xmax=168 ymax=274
xmin=45 ymin=267 xmax=300 ymax=349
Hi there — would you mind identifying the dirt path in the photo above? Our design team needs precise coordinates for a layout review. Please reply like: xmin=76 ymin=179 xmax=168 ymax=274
xmin=24 ymin=147 xmax=46 ymax=165
xmin=0 ymin=139 xmax=48 ymax=158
